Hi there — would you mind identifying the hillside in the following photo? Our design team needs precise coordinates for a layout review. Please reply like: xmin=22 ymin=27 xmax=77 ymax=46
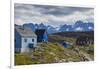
xmin=52 ymin=31 xmax=94 ymax=38
xmin=15 ymin=42 xmax=94 ymax=65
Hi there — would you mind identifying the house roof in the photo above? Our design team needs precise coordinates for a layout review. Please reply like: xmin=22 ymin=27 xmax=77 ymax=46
xmin=15 ymin=26 xmax=37 ymax=37
xmin=35 ymin=29 xmax=46 ymax=35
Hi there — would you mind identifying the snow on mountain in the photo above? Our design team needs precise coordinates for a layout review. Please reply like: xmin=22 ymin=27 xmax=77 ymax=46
xmin=75 ymin=27 xmax=83 ymax=31
xmin=17 ymin=20 xmax=94 ymax=34
xmin=88 ymin=26 xmax=93 ymax=30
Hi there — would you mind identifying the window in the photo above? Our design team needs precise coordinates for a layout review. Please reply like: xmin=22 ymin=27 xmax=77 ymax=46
xmin=24 ymin=38 xmax=27 ymax=42
xmin=32 ymin=39 xmax=34 ymax=42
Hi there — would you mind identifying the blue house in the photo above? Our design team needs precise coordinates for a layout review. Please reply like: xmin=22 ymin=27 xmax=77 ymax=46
xmin=35 ymin=29 xmax=48 ymax=42
xmin=15 ymin=26 xmax=37 ymax=53
xmin=61 ymin=42 xmax=73 ymax=48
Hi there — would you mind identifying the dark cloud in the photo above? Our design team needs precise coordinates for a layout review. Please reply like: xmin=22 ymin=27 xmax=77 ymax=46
xmin=32 ymin=4 xmax=93 ymax=16
xmin=14 ymin=3 xmax=94 ymax=26
xmin=15 ymin=3 xmax=93 ymax=16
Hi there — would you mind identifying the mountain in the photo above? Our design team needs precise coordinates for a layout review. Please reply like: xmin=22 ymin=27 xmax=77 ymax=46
xmin=15 ymin=20 xmax=94 ymax=34
xmin=59 ymin=24 xmax=73 ymax=32
xmin=38 ymin=23 xmax=47 ymax=29
xmin=59 ymin=21 xmax=94 ymax=32
xmin=73 ymin=21 xmax=94 ymax=31
xmin=23 ymin=23 xmax=58 ymax=34
xmin=47 ymin=25 xmax=58 ymax=34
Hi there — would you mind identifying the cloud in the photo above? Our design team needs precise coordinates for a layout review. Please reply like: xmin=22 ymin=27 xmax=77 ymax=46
xmin=14 ymin=3 xmax=94 ymax=27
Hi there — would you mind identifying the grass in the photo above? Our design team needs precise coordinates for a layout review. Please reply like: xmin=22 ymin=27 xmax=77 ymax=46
xmin=15 ymin=54 xmax=33 ymax=65
xmin=15 ymin=35 xmax=94 ymax=65
xmin=49 ymin=35 xmax=76 ymax=43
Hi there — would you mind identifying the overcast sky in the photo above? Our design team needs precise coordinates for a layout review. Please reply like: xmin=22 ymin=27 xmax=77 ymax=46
xmin=14 ymin=3 xmax=94 ymax=27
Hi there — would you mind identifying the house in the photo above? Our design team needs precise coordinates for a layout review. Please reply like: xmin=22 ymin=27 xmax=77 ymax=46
xmin=15 ymin=26 xmax=37 ymax=53
xmin=35 ymin=29 xmax=48 ymax=42
xmin=60 ymin=41 xmax=73 ymax=48
xmin=76 ymin=36 xmax=94 ymax=46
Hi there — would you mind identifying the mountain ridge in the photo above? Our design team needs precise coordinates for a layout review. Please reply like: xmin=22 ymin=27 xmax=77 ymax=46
xmin=15 ymin=20 xmax=94 ymax=34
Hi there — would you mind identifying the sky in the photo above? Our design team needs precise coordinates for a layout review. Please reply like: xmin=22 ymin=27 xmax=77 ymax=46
xmin=14 ymin=3 xmax=94 ymax=27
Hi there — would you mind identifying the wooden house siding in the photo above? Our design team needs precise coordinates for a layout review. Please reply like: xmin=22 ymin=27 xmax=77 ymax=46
xmin=21 ymin=37 xmax=37 ymax=53
xmin=76 ymin=36 xmax=94 ymax=46
xmin=35 ymin=29 xmax=48 ymax=42
xmin=15 ymin=30 xmax=22 ymax=53
xmin=15 ymin=26 xmax=37 ymax=53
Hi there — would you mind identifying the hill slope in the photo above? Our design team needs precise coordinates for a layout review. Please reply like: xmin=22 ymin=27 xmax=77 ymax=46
xmin=15 ymin=42 xmax=94 ymax=65
xmin=52 ymin=31 xmax=94 ymax=38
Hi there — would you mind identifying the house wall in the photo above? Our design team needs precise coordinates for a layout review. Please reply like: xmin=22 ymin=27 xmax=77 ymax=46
xmin=15 ymin=30 xmax=21 ymax=53
xmin=76 ymin=36 xmax=94 ymax=46
xmin=37 ymin=32 xmax=48 ymax=42
xmin=43 ymin=32 xmax=48 ymax=42
xmin=21 ymin=37 xmax=37 ymax=53
xmin=37 ymin=35 xmax=43 ymax=42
